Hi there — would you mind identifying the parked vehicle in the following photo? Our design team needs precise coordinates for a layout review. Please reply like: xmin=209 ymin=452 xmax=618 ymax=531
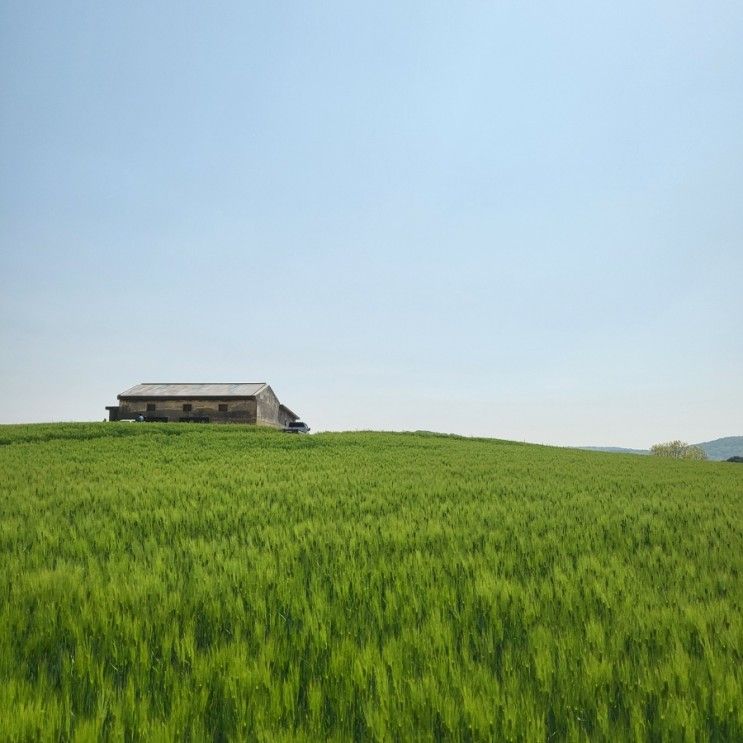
xmin=283 ymin=421 xmax=310 ymax=434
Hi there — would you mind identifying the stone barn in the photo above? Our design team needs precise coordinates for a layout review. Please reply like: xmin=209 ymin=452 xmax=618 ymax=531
xmin=105 ymin=383 xmax=299 ymax=426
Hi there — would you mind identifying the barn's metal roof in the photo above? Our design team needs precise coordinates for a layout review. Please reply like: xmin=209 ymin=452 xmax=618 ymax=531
xmin=118 ymin=383 xmax=268 ymax=399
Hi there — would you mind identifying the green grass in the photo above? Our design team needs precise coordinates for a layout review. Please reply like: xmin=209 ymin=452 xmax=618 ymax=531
xmin=0 ymin=423 xmax=741 ymax=741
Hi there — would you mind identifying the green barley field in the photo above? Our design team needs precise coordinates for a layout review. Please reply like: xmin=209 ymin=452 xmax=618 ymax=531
xmin=0 ymin=423 xmax=741 ymax=741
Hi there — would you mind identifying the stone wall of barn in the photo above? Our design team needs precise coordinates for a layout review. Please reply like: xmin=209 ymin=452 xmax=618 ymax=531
xmin=117 ymin=398 xmax=257 ymax=424
xmin=255 ymin=386 xmax=283 ymax=427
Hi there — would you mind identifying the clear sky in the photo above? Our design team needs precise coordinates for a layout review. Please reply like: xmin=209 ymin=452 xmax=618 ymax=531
xmin=1 ymin=1 xmax=741 ymax=447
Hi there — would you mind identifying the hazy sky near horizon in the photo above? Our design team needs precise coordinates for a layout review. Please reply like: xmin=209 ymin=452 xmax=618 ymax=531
xmin=1 ymin=1 xmax=741 ymax=447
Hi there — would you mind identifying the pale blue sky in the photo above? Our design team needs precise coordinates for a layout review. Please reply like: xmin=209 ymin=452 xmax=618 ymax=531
xmin=1 ymin=1 xmax=741 ymax=446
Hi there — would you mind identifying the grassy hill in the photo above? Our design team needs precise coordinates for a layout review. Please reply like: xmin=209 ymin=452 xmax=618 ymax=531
xmin=1 ymin=423 xmax=741 ymax=740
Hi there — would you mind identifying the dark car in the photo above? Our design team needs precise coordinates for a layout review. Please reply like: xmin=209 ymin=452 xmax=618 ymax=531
xmin=283 ymin=421 xmax=310 ymax=434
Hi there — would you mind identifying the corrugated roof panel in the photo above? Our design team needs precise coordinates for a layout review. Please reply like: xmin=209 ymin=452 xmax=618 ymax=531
xmin=119 ymin=383 xmax=268 ymax=398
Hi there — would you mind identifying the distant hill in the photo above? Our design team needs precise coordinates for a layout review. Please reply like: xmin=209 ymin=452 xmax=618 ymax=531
xmin=695 ymin=436 xmax=743 ymax=461
xmin=582 ymin=446 xmax=649 ymax=456
xmin=583 ymin=436 xmax=743 ymax=461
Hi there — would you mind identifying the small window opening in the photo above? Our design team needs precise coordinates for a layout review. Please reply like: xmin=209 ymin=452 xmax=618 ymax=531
xmin=183 ymin=403 xmax=192 ymax=412
xmin=218 ymin=403 xmax=228 ymax=412
xmin=147 ymin=403 xmax=156 ymax=411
